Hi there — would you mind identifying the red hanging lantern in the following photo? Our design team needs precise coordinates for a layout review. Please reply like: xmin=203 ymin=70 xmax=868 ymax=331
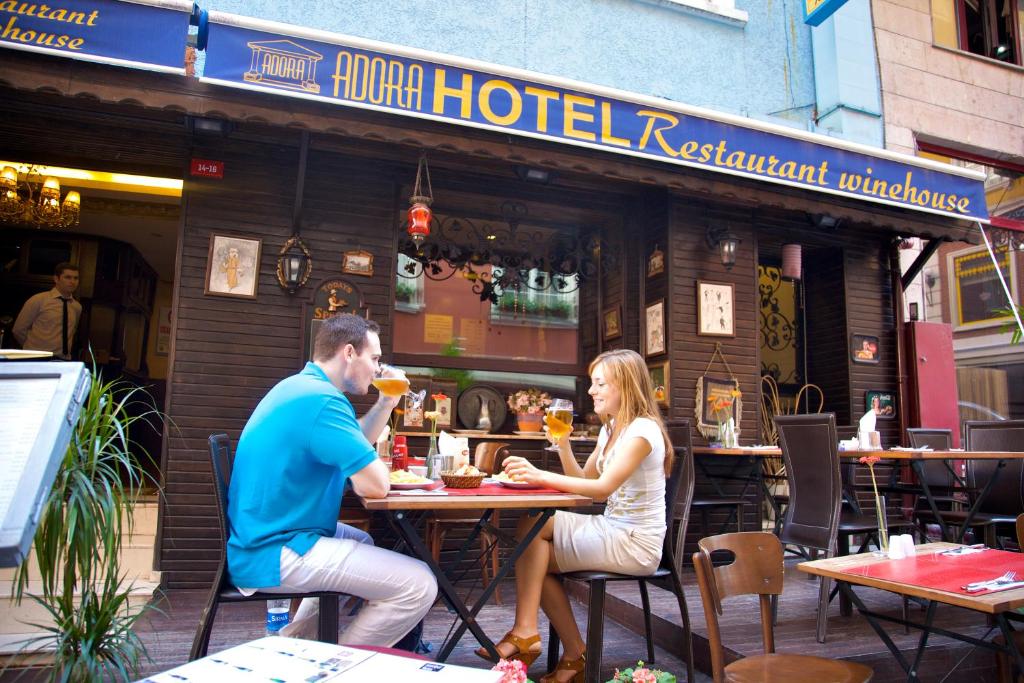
xmin=407 ymin=153 xmax=433 ymax=245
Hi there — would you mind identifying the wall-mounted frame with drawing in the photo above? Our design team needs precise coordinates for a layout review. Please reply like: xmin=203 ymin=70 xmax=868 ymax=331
xmin=645 ymin=300 xmax=665 ymax=356
xmin=205 ymin=234 xmax=261 ymax=299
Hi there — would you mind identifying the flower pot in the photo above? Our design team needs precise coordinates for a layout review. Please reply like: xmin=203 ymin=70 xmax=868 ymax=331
xmin=516 ymin=412 xmax=544 ymax=432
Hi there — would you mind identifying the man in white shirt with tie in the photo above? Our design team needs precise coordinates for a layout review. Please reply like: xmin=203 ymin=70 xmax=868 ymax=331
xmin=13 ymin=262 xmax=82 ymax=360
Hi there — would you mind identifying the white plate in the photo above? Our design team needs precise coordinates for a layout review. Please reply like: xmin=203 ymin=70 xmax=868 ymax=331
xmin=512 ymin=430 xmax=545 ymax=436
xmin=390 ymin=480 xmax=441 ymax=490
xmin=496 ymin=479 xmax=542 ymax=490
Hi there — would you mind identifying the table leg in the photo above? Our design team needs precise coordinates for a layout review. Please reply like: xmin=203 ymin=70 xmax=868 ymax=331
xmin=438 ymin=509 xmax=555 ymax=662
xmin=911 ymin=460 xmax=951 ymax=543
xmin=997 ymin=613 xmax=1024 ymax=678
xmin=385 ymin=510 xmax=499 ymax=662
xmin=837 ymin=582 xmax=916 ymax=678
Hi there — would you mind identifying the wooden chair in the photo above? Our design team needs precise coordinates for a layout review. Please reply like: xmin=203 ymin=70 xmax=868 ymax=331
xmin=425 ymin=441 xmax=510 ymax=603
xmin=546 ymin=424 xmax=696 ymax=683
xmin=190 ymin=433 xmax=344 ymax=660
xmin=693 ymin=531 xmax=874 ymax=683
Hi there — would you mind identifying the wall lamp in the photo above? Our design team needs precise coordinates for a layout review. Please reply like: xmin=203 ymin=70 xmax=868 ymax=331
xmin=705 ymin=225 xmax=740 ymax=270
xmin=514 ymin=165 xmax=555 ymax=185
xmin=276 ymin=235 xmax=313 ymax=294
xmin=811 ymin=213 xmax=841 ymax=230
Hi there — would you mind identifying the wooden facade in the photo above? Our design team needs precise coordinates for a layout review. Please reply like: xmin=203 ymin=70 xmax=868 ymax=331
xmin=0 ymin=49 xmax=982 ymax=588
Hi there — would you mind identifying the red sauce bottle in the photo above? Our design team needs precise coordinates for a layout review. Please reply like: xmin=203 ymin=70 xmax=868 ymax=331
xmin=391 ymin=435 xmax=408 ymax=472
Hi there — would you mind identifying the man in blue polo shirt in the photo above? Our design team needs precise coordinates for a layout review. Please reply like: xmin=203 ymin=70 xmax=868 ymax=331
xmin=227 ymin=313 xmax=436 ymax=646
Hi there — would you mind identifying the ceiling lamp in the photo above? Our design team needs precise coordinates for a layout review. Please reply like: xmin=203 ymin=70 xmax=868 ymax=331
xmin=0 ymin=165 xmax=81 ymax=228
xmin=407 ymin=153 xmax=433 ymax=246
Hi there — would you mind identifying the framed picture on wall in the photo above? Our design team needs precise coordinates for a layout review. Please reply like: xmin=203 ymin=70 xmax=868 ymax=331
xmin=342 ymin=249 xmax=374 ymax=277
xmin=865 ymin=390 xmax=896 ymax=420
xmin=647 ymin=245 xmax=665 ymax=278
xmin=697 ymin=280 xmax=735 ymax=337
xmin=603 ymin=305 xmax=622 ymax=341
xmin=644 ymin=300 xmax=665 ymax=356
xmin=851 ymin=333 xmax=880 ymax=364
xmin=648 ymin=361 xmax=669 ymax=408
xmin=205 ymin=234 xmax=261 ymax=299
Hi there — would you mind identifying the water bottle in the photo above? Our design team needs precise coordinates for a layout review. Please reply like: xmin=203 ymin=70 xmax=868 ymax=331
xmin=266 ymin=598 xmax=290 ymax=636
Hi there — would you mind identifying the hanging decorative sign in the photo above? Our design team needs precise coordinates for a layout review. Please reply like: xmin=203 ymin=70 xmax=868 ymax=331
xmin=695 ymin=343 xmax=742 ymax=441
xmin=201 ymin=12 xmax=987 ymax=222
xmin=301 ymin=277 xmax=368 ymax=364
xmin=0 ymin=0 xmax=192 ymax=74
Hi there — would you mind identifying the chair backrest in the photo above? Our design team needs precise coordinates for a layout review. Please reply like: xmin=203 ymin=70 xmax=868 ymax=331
xmin=662 ymin=420 xmax=695 ymax=574
xmin=907 ymin=428 xmax=955 ymax=488
xmin=775 ymin=413 xmax=841 ymax=555
xmin=1017 ymin=513 xmax=1024 ymax=551
xmin=964 ymin=420 xmax=1024 ymax=513
xmin=473 ymin=441 xmax=510 ymax=475
xmin=208 ymin=433 xmax=233 ymax=581
xmin=693 ymin=532 xmax=785 ymax=681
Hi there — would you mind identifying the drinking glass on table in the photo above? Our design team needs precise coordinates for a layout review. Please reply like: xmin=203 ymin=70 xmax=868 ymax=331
xmin=372 ymin=364 xmax=425 ymax=409
xmin=543 ymin=399 xmax=574 ymax=452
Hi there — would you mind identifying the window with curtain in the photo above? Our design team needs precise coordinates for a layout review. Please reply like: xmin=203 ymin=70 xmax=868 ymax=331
xmin=932 ymin=0 xmax=1022 ymax=65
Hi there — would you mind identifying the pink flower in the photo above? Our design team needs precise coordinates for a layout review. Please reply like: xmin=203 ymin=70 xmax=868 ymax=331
xmin=632 ymin=669 xmax=657 ymax=683
xmin=492 ymin=658 xmax=528 ymax=683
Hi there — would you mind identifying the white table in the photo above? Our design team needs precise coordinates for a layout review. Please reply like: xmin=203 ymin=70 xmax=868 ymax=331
xmin=139 ymin=636 xmax=502 ymax=682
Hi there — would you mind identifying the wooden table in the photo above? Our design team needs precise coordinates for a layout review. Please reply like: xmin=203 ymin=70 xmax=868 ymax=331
xmin=840 ymin=449 xmax=1024 ymax=543
xmin=799 ymin=542 xmax=1024 ymax=682
xmin=692 ymin=446 xmax=781 ymax=533
xmin=359 ymin=489 xmax=592 ymax=662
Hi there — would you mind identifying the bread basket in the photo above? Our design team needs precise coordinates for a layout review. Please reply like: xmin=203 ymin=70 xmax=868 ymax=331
xmin=440 ymin=472 xmax=486 ymax=488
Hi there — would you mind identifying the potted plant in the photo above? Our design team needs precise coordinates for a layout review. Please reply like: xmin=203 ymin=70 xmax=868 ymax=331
xmin=507 ymin=388 xmax=551 ymax=432
xmin=10 ymin=365 xmax=162 ymax=681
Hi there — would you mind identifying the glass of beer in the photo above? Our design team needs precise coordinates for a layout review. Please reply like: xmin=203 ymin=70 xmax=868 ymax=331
xmin=372 ymin=364 xmax=424 ymax=409
xmin=543 ymin=399 xmax=574 ymax=452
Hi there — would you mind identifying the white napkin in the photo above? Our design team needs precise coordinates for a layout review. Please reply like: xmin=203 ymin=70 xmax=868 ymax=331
xmin=858 ymin=410 xmax=876 ymax=439
xmin=438 ymin=430 xmax=459 ymax=455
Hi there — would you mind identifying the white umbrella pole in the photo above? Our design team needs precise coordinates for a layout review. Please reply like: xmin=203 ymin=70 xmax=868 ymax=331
xmin=978 ymin=221 xmax=1024 ymax=340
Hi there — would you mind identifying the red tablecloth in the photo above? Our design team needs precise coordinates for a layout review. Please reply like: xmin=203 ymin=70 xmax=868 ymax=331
xmin=844 ymin=549 xmax=1024 ymax=594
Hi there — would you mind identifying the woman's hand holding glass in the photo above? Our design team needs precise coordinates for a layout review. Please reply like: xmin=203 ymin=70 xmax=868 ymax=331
xmin=501 ymin=455 xmax=546 ymax=487
xmin=543 ymin=398 xmax=574 ymax=452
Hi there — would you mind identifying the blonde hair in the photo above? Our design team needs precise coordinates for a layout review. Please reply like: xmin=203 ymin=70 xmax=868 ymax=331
xmin=588 ymin=349 xmax=673 ymax=477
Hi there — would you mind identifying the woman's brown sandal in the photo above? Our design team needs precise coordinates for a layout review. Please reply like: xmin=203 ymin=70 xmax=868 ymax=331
xmin=539 ymin=651 xmax=586 ymax=683
xmin=474 ymin=631 xmax=541 ymax=666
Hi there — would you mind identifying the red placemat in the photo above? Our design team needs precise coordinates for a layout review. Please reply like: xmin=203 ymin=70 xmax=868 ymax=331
xmin=442 ymin=483 xmax=564 ymax=496
xmin=844 ymin=549 xmax=1024 ymax=594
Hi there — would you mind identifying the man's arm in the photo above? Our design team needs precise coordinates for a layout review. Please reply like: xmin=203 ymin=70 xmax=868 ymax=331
xmin=349 ymin=455 xmax=390 ymax=499
xmin=11 ymin=294 xmax=41 ymax=346
xmin=358 ymin=394 xmax=400 ymax=444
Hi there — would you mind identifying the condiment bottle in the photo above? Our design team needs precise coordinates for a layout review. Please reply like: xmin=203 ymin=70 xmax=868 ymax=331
xmin=391 ymin=435 xmax=408 ymax=472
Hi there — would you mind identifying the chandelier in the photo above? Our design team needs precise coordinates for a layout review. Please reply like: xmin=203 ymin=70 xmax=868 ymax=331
xmin=397 ymin=200 xmax=614 ymax=304
xmin=0 ymin=164 xmax=81 ymax=228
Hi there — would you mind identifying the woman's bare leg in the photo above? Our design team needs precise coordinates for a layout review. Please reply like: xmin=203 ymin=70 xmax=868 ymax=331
xmin=493 ymin=512 xmax=554 ymax=658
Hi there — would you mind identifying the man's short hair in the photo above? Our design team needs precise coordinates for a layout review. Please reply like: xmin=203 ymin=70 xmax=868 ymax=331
xmin=313 ymin=314 xmax=380 ymax=362
xmin=54 ymin=262 xmax=79 ymax=277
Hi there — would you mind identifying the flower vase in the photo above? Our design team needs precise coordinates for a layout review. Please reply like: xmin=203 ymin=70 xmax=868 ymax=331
xmin=516 ymin=412 xmax=543 ymax=432
xmin=426 ymin=434 xmax=440 ymax=479
xmin=874 ymin=494 xmax=889 ymax=555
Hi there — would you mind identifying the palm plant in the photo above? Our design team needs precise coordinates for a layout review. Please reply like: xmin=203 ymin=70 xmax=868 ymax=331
xmin=9 ymin=366 xmax=162 ymax=682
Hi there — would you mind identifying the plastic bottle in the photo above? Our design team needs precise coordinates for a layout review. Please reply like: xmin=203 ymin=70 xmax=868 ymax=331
xmin=391 ymin=435 xmax=408 ymax=472
xmin=266 ymin=598 xmax=290 ymax=636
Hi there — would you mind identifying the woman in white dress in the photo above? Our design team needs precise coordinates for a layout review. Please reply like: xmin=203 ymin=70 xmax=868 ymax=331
xmin=476 ymin=349 xmax=673 ymax=683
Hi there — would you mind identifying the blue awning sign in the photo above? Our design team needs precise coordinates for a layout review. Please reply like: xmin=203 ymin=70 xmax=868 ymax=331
xmin=201 ymin=13 xmax=987 ymax=222
xmin=0 ymin=0 xmax=192 ymax=74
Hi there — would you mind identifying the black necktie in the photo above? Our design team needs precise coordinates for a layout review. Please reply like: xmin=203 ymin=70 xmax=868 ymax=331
xmin=61 ymin=297 xmax=69 ymax=357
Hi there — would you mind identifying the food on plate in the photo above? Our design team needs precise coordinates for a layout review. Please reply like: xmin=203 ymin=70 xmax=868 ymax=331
xmin=493 ymin=470 xmax=524 ymax=483
xmin=450 ymin=464 xmax=481 ymax=476
xmin=389 ymin=469 xmax=432 ymax=485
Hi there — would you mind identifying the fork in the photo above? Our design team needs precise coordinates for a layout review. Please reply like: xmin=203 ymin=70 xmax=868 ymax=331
xmin=964 ymin=571 xmax=1017 ymax=591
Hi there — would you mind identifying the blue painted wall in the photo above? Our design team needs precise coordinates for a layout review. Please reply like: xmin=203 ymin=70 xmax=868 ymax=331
xmin=198 ymin=0 xmax=822 ymax=132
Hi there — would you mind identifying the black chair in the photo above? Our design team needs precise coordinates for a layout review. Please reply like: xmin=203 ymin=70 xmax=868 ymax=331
xmin=190 ymin=433 xmax=345 ymax=660
xmin=546 ymin=423 xmax=696 ymax=683
xmin=955 ymin=420 xmax=1024 ymax=546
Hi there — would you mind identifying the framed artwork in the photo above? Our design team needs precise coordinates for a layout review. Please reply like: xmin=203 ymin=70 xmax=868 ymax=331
xmin=205 ymin=234 xmax=261 ymax=299
xmin=644 ymin=300 xmax=665 ymax=357
xmin=342 ymin=249 xmax=374 ymax=277
xmin=697 ymin=280 xmax=735 ymax=337
xmin=851 ymin=333 xmax=880 ymax=364
xmin=603 ymin=305 xmax=622 ymax=341
xmin=648 ymin=361 xmax=670 ymax=408
xmin=647 ymin=245 xmax=665 ymax=278
xmin=694 ymin=374 xmax=742 ymax=439
xmin=865 ymin=390 xmax=896 ymax=420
